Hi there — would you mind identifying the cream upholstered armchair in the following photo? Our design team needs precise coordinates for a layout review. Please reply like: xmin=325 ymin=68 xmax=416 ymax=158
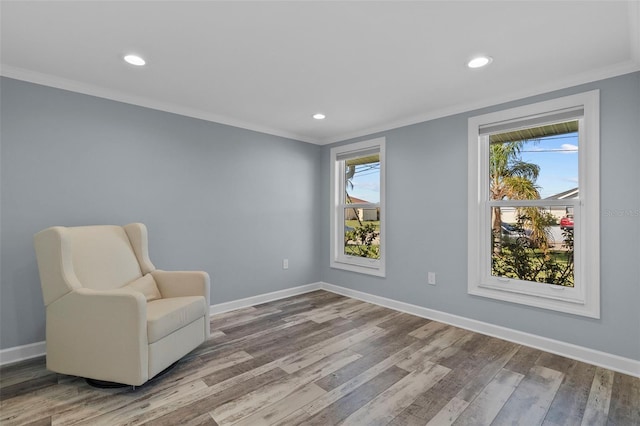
xmin=33 ymin=223 xmax=210 ymax=387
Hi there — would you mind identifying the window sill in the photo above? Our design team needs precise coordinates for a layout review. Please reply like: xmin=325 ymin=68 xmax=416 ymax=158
xmin=330 ymin=260 xmax=386 ymax=277
xmin=468 ymin=281 xmax=599 ymax=318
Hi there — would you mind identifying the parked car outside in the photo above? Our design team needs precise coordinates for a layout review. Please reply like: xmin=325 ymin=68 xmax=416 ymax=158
xmin=500 ymin=222 xmax=532 ymax=244
xmin=560 ymin=215 xmax=574 ymax=230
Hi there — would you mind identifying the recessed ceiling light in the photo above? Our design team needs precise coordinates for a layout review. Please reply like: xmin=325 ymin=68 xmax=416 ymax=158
xmin=467 ymin=56 xmax=492 ymax=69
xmin=124 ymin=54 xmax=146 ymax=66
xmin=313 ymin=113 xmax=326 ymax=120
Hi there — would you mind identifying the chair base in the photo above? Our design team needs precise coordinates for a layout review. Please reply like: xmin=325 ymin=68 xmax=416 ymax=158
xmin=85 ymin=361 xmax=179 ymax=389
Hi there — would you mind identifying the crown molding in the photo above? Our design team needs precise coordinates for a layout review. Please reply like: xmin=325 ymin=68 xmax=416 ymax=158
xmin=319 ymin=61 xmax=640 ymax=145
xmin=0 ymin=65 xmax=320 ymax=145
xmin=2 ymin=60 xmax=638 ymax=147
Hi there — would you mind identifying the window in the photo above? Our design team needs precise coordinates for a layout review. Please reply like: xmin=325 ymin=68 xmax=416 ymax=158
xmin=330 ymin=138 xmax=385 ymax=276
xmin=468 ymin=91 xmax=600 ymax=318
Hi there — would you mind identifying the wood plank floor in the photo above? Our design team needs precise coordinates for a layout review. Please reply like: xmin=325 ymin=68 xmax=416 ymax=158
xmin=1 ymin=290 xmax=638 ymax=425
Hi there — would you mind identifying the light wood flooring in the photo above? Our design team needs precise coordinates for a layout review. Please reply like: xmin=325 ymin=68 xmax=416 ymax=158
xmin=1 ymin=290 xmax=639 ymax=425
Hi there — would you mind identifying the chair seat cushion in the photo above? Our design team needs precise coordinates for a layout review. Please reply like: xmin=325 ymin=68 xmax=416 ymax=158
xmin=146 ymin=296 xmax=207 ymax=343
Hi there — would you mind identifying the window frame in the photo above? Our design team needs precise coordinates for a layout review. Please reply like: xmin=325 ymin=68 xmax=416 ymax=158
xmin=467 ymin=91 xmax=600 ymax=318
xmin=330 ymin=137 xmax=386 ymax=277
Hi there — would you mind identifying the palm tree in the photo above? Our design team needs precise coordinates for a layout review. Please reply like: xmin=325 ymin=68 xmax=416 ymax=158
xmin=345 ymin=163 xmax=363 ymax=227
xmin=490 ymin=141 xmax=546 ymax=253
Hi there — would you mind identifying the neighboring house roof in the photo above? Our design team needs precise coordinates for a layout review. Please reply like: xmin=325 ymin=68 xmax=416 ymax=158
xmin=347 ymin=196 xmax=371 ymax=204
xmin=545 ymin=187 xmax=579 ymax=200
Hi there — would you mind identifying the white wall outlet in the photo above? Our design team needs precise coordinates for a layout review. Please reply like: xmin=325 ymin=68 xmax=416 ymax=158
xmin=283 ymin=259 xmax=289 ymax=270
xmin=428 ymin=272 xmax=436 ymax=285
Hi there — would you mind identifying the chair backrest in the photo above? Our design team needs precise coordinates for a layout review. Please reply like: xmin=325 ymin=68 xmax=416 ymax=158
xmin=68 ymin=226 xmax=142 ymax=291
xmin=34 ymin=225 xmax=144 ymax=305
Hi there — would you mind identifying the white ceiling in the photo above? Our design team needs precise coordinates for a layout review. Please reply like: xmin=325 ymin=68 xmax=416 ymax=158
xmin=2 ymin=1 xmax=639 ymax=145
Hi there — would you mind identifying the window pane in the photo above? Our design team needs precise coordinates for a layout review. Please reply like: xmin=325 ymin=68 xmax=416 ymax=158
xmin=344 ymin=154 xmax=380 ymax=204
xmin=489 ymin=121 xmax=579 ymax=200
xmin=491 ymin=205 xmax=574 ymax=287
xmin=344 ymin=208 xmax=380 ymax=259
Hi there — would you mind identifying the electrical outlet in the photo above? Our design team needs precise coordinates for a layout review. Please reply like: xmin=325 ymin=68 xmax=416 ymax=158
xmin=283 ymin=259 xmax=289 ymax=270
xmin=428 ymin=272 xmax=436 ymax=285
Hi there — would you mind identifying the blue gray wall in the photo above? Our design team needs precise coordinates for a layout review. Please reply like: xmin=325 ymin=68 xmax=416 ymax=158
xmin=320 ymin=72 xmax=640 ymax=361
xmin=0 ymin=77 xmax=322 ymax=349
xmin=2 ymin=73 xmax=639 ymax=362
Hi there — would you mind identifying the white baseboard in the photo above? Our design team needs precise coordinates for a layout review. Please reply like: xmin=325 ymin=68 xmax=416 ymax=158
xmin=0 ymin=341 xmax=46 ymax=366
xmin=3 ymin=281 xmax=638 ymax=378
xmin=209 ymin=282 xmax=323 ymax=316
xmin=320 ymin=282 xmax=640 ymax=378
xmin=0 ymin=283 xmax=324 ymax=367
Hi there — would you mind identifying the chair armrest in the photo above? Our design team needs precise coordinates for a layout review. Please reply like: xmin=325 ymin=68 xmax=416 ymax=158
xmin=151 ymin=270 xmax=210 ymax=302
xmin=64 ymin=286 xmax=147 ymax=318
xmin=45 ymin=287 xmax=150 ymax=385
xmin=151 ymin=270 xmax=211 ymax=341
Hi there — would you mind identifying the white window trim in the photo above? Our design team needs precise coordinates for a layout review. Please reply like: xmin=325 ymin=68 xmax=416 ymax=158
xmin=467 ymin=91 xmax=600 ymax=318
xmin=330 ymin=137 xmax=386 ymax=277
